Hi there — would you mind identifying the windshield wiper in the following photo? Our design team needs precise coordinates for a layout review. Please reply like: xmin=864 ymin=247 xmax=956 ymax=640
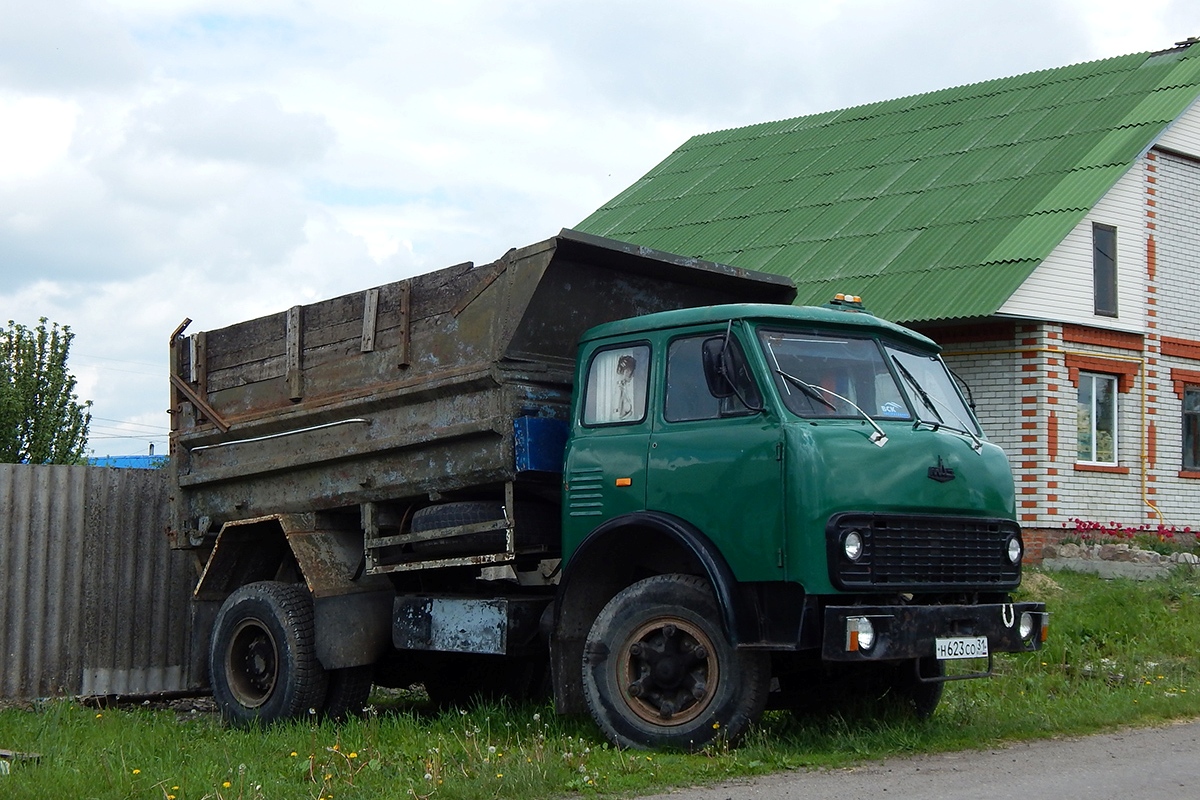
xmin=776 ymin=370 xmax=888 ymax=447
xmin=891 ymin=356 xmax=982 ymax=453
xmin=774 ymin=369 xmax=836 ymax=410
xmin=891 ymin=357 xmax=943 ymax=424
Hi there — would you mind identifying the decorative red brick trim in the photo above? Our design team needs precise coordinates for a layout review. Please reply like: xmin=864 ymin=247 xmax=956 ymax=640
xmin=1170 ymin=368 xmax=1200 ymax=400
xmin=1062 ymin=324 xmax=1143 ymax=351
xmin=1073 ymin=463 xmax=1130 ymax=474
xmin=1162 ymin=336 xmax=1200 ymax=361
xmin=1148 ymin=421 xmax=1157 ymax=468
xmin=1147 ymin=234 xmax=1157 ymax=281
xmin=1047 ymin=410 xmax=1058 ymax=461
xmin=1179 ymin=470 xmax=1200 ymax=480
xmin=1065 ymin=353 xmax=1138 ymax=393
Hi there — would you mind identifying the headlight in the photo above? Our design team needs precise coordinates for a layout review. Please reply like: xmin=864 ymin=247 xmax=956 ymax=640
xmin=845 ymin=617 xmax=876 ymax=652
xmin=1019 ymin=612 xmax=1035 ymax=640
xmin=843 ymin=530 xmax=864 ymax=562
xmin=1006 ymin=535 xmax=1023 ymax=565
xmin=857 ymin=618 xmax=876 ymax=650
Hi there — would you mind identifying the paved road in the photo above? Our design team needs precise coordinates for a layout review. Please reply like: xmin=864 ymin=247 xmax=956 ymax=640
xmin=636 ymin=720 xmax=1200 ymax=800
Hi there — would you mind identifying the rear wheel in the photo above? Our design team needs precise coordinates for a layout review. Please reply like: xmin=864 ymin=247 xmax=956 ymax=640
xmin=210 ymin=581 xmax=328 ymax=726
xmin=582 ymin=574 xmax=769 ymax=751
xmin=323 ymin=666 xmax=374 ymax=721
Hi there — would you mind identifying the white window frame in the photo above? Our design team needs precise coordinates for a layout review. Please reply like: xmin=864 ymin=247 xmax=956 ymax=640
xmin=1077 ymin=371 xmax=1118 ymax=465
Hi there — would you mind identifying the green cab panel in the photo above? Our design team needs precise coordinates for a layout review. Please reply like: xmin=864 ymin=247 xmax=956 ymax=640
xmin=780 ymin=421 xmax=1016 ymax=594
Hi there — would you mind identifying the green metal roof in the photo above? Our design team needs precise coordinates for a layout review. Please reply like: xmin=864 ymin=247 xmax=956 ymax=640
xmin=577 ymin=43 xmax=1200 ymax=323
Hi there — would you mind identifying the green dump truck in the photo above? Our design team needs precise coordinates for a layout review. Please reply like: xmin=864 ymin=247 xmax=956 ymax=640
xmin=168 ymin=229 xmax=1046 ymax=750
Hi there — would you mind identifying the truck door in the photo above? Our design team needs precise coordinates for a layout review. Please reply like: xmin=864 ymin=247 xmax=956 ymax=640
xmin=646 ymin=332 xmax=785 ymax=582
xmin=562 ymin=343 xmax=653 ymax=548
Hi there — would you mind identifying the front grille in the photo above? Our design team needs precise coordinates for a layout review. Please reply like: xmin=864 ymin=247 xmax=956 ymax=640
xmin=827 ymin=512 xmax=1021 ymax=591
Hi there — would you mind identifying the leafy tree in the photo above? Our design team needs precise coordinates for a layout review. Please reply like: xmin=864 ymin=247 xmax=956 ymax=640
xmin=0 ymin=317 xmax=92 ymax=464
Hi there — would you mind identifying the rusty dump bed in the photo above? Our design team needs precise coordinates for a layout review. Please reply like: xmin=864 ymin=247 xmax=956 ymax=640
xmin=168 ymin=229 xmax=795 ymax=549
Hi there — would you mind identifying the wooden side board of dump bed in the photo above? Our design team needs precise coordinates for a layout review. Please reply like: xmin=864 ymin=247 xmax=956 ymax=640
xmin=168 ymin=229 xmax=797 ymax=549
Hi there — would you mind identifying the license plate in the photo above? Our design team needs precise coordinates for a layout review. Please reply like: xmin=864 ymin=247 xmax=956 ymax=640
xmin=935 ymin=636 xmax=989 ymax=660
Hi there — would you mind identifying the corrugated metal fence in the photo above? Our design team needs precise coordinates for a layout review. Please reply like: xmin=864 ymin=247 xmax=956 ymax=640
xmin=0 ymin=464 xmax=201 ymax=700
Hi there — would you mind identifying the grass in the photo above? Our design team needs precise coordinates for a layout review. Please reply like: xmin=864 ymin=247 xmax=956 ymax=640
xmin=3 ymin=567 xmax=1200 ymax=799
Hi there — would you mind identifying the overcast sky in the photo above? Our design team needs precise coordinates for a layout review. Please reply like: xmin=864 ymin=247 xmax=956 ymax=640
xmin=1 ymin=0 xmax=1193 ymax=456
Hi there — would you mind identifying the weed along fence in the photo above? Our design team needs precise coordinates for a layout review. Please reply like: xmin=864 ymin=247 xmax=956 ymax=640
xmin=0 ymin=463 xmax=200 ymax=701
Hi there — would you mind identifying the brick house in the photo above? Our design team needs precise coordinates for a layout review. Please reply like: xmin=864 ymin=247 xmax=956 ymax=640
xmin=576 ymin=40 xmax=1200 ymax=557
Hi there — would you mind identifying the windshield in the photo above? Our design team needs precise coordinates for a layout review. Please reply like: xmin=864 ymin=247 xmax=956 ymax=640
xmin=758 ymin=329 xmax=910 ymax=420
xmin=886 ymin=345 xmax=981 ymax=435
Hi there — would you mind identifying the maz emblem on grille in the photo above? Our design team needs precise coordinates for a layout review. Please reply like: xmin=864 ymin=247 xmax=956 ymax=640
xmin=928 ymin=456 xmax=956 ymax=483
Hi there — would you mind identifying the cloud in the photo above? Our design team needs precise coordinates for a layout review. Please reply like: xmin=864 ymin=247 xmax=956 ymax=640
xmin=126 ymin=90 xmax=335 ymax=166
xmin=1 ymin=90 xmax=335 ymax=291
xmin=0 ymin=0 xmax=144 ymax=93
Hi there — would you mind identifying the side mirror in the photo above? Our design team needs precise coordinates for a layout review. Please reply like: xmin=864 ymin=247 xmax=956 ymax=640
xmin=702 ymin=337 xmax=735 ymax=398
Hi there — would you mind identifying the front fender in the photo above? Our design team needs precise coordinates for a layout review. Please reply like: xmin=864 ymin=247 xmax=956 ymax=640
xmin=551 ymin=511 xmax=760 ymax=714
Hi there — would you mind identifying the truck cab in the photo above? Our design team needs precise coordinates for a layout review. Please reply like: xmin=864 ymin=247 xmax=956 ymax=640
xmin=554 ymin=298 xmax=1044 ymax=749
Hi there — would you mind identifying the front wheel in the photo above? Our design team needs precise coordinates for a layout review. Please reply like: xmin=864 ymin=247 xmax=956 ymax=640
xmin=582 ymin=574 xmax=769 ymax=751
xmin=210 ymin=581 xmax=328 ymax=726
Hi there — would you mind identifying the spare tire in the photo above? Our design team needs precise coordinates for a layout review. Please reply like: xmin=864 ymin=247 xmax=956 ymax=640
xmin=409 ymin=501 xmax=559 ymax=557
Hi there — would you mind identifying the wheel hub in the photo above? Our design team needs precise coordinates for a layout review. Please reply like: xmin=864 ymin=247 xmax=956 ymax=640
xmin=226 ymin=618 xmax=279 ymax=708
xmin=620 ymin=617 xmax=718 ymax=726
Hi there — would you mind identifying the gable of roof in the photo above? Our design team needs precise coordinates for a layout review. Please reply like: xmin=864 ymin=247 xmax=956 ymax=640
xmin=577 ymin=42 xmax=1200 ymax=323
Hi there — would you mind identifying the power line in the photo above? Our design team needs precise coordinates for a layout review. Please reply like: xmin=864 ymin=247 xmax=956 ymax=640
xmin=90 ymin=416 xmax=170 ymax=432
xmin=74 ymin=352 xmax=164 ymax=369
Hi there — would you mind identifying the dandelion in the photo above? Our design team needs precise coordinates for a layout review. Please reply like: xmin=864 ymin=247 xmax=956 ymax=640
xmin=488 ymin=745 xmax=497 ymax=755
xmin=712 ymin=721 xmax=720 ymax=729
xmin=132 ymin=769 xmax=141 ymax=775
xmin=349 ymin=752 xmax=358 ymax=759
xmin=223 ymin=781 xmax=232 ymax=788
xmin=497 ymin=773 xmax=504 ymax=778
xmin=290 ymin=751 xmax=298 ymax=757
xmin=533 ymin=713 xmax=541 ymax=722
xmin=424 ymin=773 xmax=433 ymax=781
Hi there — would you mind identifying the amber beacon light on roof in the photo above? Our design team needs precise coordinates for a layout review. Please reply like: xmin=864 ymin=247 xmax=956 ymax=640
xmin=828 ymin=293 xmax=868 ymax=312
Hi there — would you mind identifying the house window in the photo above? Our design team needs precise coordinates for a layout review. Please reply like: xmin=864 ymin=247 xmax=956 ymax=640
xmin=1093 ymin=223 xmax=1117 ymax=317
xmin=1077 ymin=372 xmax=1117 ymax=464
xmin=1185 ymin=387 xmax=1200 ymax=470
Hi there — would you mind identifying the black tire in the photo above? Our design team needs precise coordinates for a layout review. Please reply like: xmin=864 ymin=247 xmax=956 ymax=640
xmin=210 ymin=581 xmax=328 ymax=726
xmin=323 ymin=665 xmax=374 ymax=721
xmin=582 ymin=574 xmax=769 ymax=751
xmin=881 ymin=657 xmax=944 ymax=719
xmin=410 ymin=501 xmax=558 ymax=557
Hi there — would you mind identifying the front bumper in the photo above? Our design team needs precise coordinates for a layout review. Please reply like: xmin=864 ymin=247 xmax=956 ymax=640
xmin=821 ymin=601 xmax=1047 ymax=663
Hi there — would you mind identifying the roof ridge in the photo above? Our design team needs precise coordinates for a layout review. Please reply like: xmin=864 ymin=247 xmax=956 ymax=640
xmin=691 ymin=50 xmax=1164 ymax=145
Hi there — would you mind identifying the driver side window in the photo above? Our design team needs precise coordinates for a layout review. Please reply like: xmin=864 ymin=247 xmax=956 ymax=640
xmin=665 ymin=335 xmax=758 ymax=422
